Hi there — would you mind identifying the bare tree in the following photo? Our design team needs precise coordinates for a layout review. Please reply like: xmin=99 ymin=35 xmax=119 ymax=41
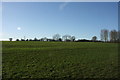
xmin=71 ymin=36 xmax=75 ymax=41
xmin=101 ymin=30 xmax=104 ymax=41
xmin=53 ymin=34 xmax=61 ymax=41
xmin=43 ymin=37 xmax=48 ymax=41
xmin=101 ymin=29 xmax=109 ymax=42
xmin=117 ymin=30 xmax=120 ymax=42
xmin=62 ymin=35 xmax=71 ymax=41
xmin=110 ymin=30 xmax=118 ymax=42
xmin=62 ymin=35 xmax=67 ymax=41
xmin=9 ymin=38 xmax=13 ymax=41
xmin=40 ymin=38 xmax=44 ymax=41
xmin=92 ymin=36 xmax=97 ymax=42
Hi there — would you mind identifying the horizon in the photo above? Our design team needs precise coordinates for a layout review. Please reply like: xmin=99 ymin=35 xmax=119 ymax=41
xmin=1 ymin=2 xmax=118 ymax=41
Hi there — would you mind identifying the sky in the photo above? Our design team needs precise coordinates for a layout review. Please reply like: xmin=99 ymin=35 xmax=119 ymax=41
xmin=1 ymin=2 xmax=118 ymax=40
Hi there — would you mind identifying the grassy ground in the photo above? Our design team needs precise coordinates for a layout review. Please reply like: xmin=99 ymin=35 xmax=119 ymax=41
xmin=2 ymin=41 xmax=118 ymax=78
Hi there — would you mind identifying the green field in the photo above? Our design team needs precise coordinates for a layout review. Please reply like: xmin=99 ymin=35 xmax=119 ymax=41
xmin=2 ymin=41 xmax=118 ymax=78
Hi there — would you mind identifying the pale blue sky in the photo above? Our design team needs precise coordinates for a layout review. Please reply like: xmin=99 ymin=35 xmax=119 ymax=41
xmin=1 ymin=2 xmax=118 ymax=40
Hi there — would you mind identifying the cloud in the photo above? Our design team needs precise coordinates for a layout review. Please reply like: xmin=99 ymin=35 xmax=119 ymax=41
xmin=59 ymin=0 xmax=73 ymax=11
xmin=59 ymin=2 xmax=69 ymax=11
xmin=17 ymin=27 xmax=21 ymax=30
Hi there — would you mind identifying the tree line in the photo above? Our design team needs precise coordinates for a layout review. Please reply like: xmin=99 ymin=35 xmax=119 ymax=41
xmin=9 ymin=34 xmax=99 ymax=42
xmin=9 ymin=29 xmax=120 ymax=43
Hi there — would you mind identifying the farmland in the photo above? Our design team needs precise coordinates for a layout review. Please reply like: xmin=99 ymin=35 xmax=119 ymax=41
xmin=2 ymin=41 xmax=118 ymax=78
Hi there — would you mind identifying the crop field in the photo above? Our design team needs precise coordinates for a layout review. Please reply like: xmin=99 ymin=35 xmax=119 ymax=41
xmin=2 ymin=41 xmax=118 ymax=79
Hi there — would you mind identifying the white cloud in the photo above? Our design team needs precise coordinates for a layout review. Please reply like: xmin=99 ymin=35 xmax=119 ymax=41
xmin=59 ymin=2 xmax=69 ymax=11
xmin=59 ymin=0 xmax=73 ymax=11
xmin=17 ymin=27 xmax=21 ymax=30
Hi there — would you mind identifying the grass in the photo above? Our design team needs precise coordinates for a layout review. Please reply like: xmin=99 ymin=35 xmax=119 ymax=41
xmin=2 ymin=41 xmax=118 ymax=78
